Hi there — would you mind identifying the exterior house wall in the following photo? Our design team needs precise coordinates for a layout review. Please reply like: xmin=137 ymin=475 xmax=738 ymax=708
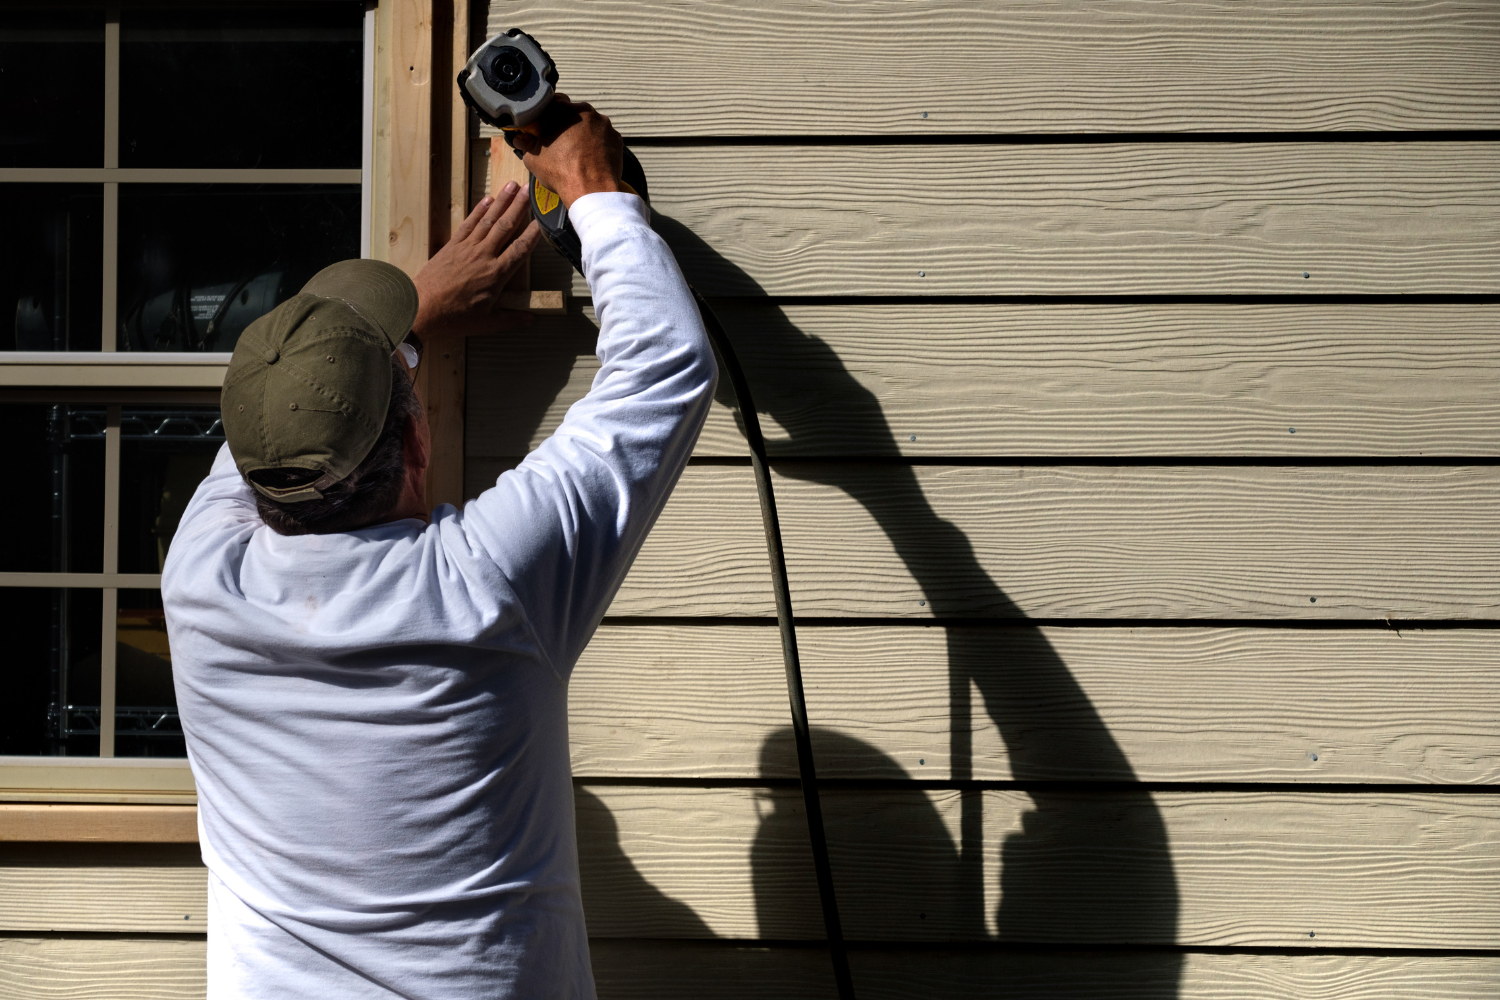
xmin=4 ymin=2 xmax=1498 ymax=996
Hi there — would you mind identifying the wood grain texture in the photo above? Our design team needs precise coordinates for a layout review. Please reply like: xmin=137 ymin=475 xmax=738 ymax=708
xmin=468 ymin=302 xmax=1500 ymax=459
xmin=580 ymin=786 xmax=1500 ymax=947
xmin=538 ymin=144 xmax=1500 ymax=297
xmin=570 ymin=626 xmax=1500 ymax=784
xmin=0 ymin=805 xmax=197 ymax=842
xmin=9 ymin=793 xmax=1496 ymax=948
xmin=591 ymin=945 xmax=1500 ymax=1000
xmin=0 ymin=936 xmax=206 ymax=1000
xmin=419 ymin=334 xmax=467 ymax=509
xmin=0 ymin=844 xmax=205 ymax=933
xmin=483 ymin=1 xmax=1500 ymax=134
xmin=385 ymin=0 xmax=433 ymax=277
xmin=847 ymin=951 xmax=1500 ymax=1000
xmin=608 ymin=465 xmax=1500 ymax=620
xmin=590 ymin=940 xmax=835 ymax=1000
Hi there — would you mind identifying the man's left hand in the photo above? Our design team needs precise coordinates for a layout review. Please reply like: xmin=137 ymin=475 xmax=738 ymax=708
xmin=412 ymin=181 xmax=542 ymax=338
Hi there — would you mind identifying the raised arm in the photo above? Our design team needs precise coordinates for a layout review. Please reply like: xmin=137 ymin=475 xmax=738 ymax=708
xmin=461 ymin=101 xmax=717 ymax=675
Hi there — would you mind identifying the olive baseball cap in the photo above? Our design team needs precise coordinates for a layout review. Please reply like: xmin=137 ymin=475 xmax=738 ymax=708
xmin=221 ymin=259 xmax=420 ymax=503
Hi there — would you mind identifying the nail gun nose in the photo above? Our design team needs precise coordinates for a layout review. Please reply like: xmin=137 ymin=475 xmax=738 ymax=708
xmin=485 ymin=46 xmax=531 ymax=95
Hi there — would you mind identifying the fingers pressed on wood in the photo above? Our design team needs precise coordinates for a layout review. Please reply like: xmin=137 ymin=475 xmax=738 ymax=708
xmin=452 ymin=195 xmax=493 ymax=242
xmin=482 ymin=187 xmax=534 ymax=254
xmin=471 ymin=182 xmax=520 ymax=241
xmin=497 ymin=220 xmax=542 ymax=272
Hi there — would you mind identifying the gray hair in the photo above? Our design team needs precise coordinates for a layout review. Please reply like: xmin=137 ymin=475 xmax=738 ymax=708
xmin=251 ymin=355 xmax=422 ymax=534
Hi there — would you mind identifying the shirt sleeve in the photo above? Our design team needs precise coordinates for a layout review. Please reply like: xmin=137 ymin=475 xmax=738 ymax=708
xmin=457 ymin=192 xmax=718 ymax=675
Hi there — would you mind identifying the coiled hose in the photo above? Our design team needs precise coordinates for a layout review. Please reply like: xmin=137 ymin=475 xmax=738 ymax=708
xmin=691 ymin=289 xmax=857 ymax=1000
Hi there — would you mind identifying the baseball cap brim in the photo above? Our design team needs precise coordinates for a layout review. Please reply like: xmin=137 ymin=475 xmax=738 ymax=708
xmin=300 ymin=259 xmax=419 ymax=350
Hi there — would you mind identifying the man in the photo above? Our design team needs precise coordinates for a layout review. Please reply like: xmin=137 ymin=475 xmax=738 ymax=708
xmin=162 ymin=101 xmax=715 ymax=999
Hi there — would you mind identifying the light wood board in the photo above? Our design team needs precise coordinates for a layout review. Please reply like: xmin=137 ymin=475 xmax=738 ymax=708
xmin=0 ymin=936 xmax=206 ymax=1000
xmin=606 ymin=464 xmax=1500 ymax=619
xmin=571 ymin=626 xmax=1500 ymax=784
xmin=0 ymin=805 xmax=197 ymax=842
xmin=532 ymin=144 xmax=1500 ymax=297
xmin=483 ymin=1 xmax=1500 ymax=134
xmin=467 ymin=302 xmax=1500 ymax=459
xmin=581 ymin=786 xmax=1500 ymax=947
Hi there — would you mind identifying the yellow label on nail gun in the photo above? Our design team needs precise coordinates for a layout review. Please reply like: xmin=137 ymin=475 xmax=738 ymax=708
xmin=533 ymin=182 xmax=560 ymax=215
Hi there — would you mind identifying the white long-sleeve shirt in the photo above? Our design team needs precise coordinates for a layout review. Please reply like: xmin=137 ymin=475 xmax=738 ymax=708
xmin=162 ymin=193 xmax=716 ymax=1000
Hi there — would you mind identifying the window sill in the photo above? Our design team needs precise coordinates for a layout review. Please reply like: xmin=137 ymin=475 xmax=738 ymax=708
xmin=0 ymin=353 xmax=229 ymax=389
xmin=0 ymin=756 xmax=196 ymax=807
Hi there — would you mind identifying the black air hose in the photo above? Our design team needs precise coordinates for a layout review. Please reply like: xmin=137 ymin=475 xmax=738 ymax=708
xmin=690 ymin=288 xmax=857 ymax=1000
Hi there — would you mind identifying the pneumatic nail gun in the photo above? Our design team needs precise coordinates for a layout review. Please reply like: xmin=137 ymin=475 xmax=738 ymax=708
xmin=457 ymin=29 xmax=648 ymax=276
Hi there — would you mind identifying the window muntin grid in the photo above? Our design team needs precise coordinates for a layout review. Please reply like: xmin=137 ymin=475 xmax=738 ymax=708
xmin=0 ymin=3 xmax=371 ymax=762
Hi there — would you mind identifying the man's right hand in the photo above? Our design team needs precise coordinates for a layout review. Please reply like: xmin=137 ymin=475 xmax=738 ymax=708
xmin=509 ymin=95 xmax=624 ymax=209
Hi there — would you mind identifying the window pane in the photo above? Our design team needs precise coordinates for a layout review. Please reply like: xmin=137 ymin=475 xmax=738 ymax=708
xmin=0 ymin=404 xmax=104 ymax=574
xmin=118 ymin=184 xmax=361 ymax=353
xmin=0 ymin=185 xmax=104 ymax=352
xmin=0 ymin=588 xmax=102 ymax=756
xmin=0 ymin=13 xmax=105 ymax=167
xmin=120 ymin=6 xmax=363 ymax=169
xmin=119 ymin=406 xmax=224 ymax=574
xmin=116 ymin=589 xmax=183 ymax=758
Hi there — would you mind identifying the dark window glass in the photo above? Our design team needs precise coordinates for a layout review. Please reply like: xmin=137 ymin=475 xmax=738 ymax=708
xmin=118 ymin=184 xmax=360 ymax=352
xmin=0 ymin=13 xmax=105 ymax=167
xmin=0 ymin=588 xmax=102 ymax=756
xmin=120 ymin=6 xmax=363 ymax=169
xmin=0 ymin=405 xmax=105 ymax=573
xmin=116 ymin=589 xmax=184 ymax=758
xmin=119 ymin=406 xmax=223 ymax=574
xmin=0 ymin=186 xmax=104 ymax=352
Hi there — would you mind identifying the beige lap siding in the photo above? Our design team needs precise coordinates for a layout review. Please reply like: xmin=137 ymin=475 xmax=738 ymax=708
xmin=460 ymin=2 xmax=1500 ymax=996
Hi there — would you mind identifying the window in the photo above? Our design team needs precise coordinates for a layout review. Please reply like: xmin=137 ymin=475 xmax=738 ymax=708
xmin=0 ymin=2 xmax=371 ymax=771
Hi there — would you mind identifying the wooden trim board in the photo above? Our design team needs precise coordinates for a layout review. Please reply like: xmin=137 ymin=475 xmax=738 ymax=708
xmin=0 ymin=806 xmax=197 ymax=843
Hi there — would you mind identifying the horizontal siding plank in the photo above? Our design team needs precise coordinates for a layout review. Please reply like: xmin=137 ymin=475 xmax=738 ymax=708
xmin=0 ymin=844 xmax=205 ymax=934
xmin=536 ymin=144 xmax=1500 ymax=297
xmin=8 ymin=793 xmax=1496 ymax=947
xmin=5 ymin=936 xmax=1495 ymax=999
xmin=848 ymin=951 xmax=1500 ymax=1000
xmin=0 ymin=936 xmax=206 ymax=1000
xmin=582 ymin=787 xmax=1500 ymax=947
xmin=467 ymin=303 xmax=1500 ymax=459
xmin=483 ymin=1 xmax=1500 ymax=134
xmin=611 ymin=465 xmax=1500 ymax=619
xmin=571 ymin=626 xmax=1500 ymax=784
xmin=589 ymin=940 xmax=835 ymax=1000
xmin=592 ymin=945 xmax=1500 ymax=1000
xmin=571 ymin=627 xmax=786 ymax=779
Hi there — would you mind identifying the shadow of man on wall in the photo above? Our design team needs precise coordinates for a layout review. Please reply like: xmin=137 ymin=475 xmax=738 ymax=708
xmin=649 ymin=212 xmax=1181 ymax=998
